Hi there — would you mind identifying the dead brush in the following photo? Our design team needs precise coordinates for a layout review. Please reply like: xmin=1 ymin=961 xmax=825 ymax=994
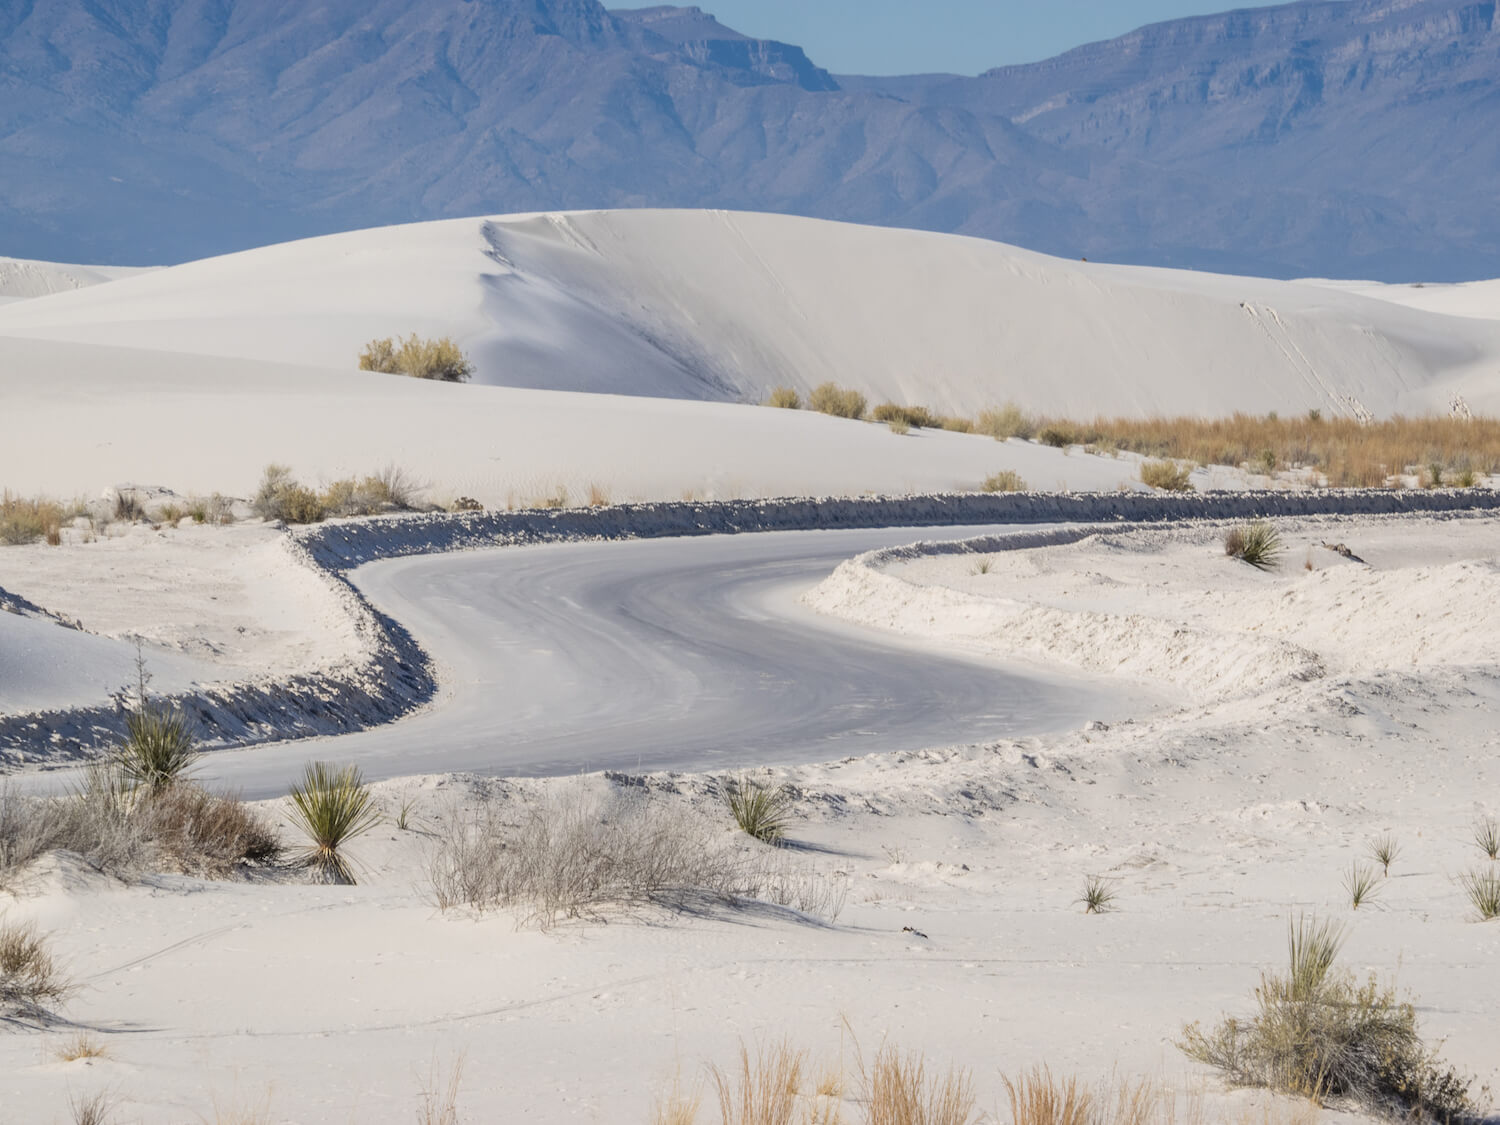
xmin=0 ymin=491 xmax=65 ymax=546
xmin=981 ymin=470 xmax=1027 ymax=493
xmin=711 ymin=1041 xmax=806 ymax=1125
xmin=53 ymin=1030 xmax=109 ymax=1061
xmin=1003 ymin=1066 xmax=1094 ymax=1125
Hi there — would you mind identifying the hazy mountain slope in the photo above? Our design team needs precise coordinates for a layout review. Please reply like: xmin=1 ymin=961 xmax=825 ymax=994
xmin=2 ymin=210 xmax=1495 ymax=419
xmin=0 ymin=0 xmax=1495 ymax=278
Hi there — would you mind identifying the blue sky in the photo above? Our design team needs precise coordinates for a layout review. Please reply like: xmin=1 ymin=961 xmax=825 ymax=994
xmin=693 ymin=1 xmax=1290 ymax=75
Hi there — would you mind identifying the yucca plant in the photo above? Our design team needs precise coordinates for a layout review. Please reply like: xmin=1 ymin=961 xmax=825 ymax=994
xmin=1342 ymin=861 xmax=1381 ymax=910
xmin=286 ymin=763 xmax=382 ymax=884
xmin=725 ymin=775 xmax=794 ymax=844
xmin=1076 ymin=875 xmax=1117 ymax=914
xmin=1286 ymin=914 xmax=1345 ymax=1001
xmin=1458 ymin=868 xmax=1500 ymax=921
xmin=118 ymin=702 xmax=198 ymax=791
xmin=1224 ymin=522 xmax=1283 ymax=571
xmin=1368 ymin=833 xmax=1400 ymax=877
xmin=1473 ymin=815 xmax=1500 ymax=860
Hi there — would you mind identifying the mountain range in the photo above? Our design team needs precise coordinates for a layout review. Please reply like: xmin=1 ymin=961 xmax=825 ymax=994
xmin=1 ymin=0 xmax=1495 ymax=278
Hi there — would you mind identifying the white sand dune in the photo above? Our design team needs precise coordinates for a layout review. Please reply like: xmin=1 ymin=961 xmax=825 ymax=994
xmin=1303 ymin=277 xmax=1500 ymax=323
xmin=0 ymin=255 xmax=146 ymax=300
xmin=0 ymin=334 xmax=1142 ymax=505
xmin=3 ymin=210 xmax=1498 ymax=419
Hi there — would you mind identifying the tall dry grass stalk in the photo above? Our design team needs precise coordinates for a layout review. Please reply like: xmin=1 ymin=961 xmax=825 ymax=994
xmin=0 ymin=492 xmax=65 ymax=546
xmin=861 ymin=1042 xmax=976 ymax=1125
xmin=711 ymin=1041 xmax=806 ymax=1125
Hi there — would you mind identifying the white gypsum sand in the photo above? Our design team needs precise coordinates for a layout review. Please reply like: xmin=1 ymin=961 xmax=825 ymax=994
xmin=2 ymin=210 xmax=1498 ymax=419
xmin=1 ymin=513 xmax=1498 ymax=1122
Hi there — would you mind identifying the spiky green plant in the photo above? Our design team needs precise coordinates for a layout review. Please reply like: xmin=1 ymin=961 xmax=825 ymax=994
xmin=118 ymin=703 xmax=198 ymax=791
xmin=726 ymin=776 xmax=794 ymax=844
xmin=285 ymin=763 xmax=382 ymax=884
xmin=1224 ymin=522 xmax=1284 ymax=571
xmin=1458 ymin=868 xmax=1500 ymax=921
xmin=1342 ymin=862 xmax=1381 ymax=910
xmin=1473 ymin=815 xmax=1500 ymax=860
xmin=1076 ymin=876 xmax=1117 ymax=915
xmin=1286 ymin=914 xmax=1345 ymax=1001
xmin=1368 ymin=833 xmax=1400 ymax=877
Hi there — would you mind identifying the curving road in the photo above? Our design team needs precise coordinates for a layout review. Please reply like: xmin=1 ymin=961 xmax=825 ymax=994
xmin=191 ymin=524 xmax=1150 ymax=799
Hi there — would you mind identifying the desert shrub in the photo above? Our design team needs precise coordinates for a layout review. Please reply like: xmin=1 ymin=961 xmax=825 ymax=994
xmin=1180 ymin=916 xmax=1472 ymax=1120
xmin=1037 ymin=426 xmax=1076 ymax=448
xmin=68 ymin=1091 xmax=117 ymax=1125
xmin=807 ymin=383 xmax=867 ymax=420
xmin=1139 ymin=460 xmax=1194 ymax=491
xmin=53 ymin=1030 xmax=108 ymax=1061
xmin=1 ymin=916 xmax=71 ymax=1019
xmin=427 ymin=786 xmax=842 ymax=928
xmin=360 ymin=334 xmax=474 ymax=383
xmin=118 ymin=702 xmax=198 ymax=791
xmin=0 ymin=776 xmax=279 ymax=883
xmin=981 ymin=470 xmax=1027 ymax=493
xmin=1342 ymin=861 xmax=1381 ymax=910
xmin=726 ymin=776 xmax=794 ymax=844
xmin=1458 ymin=868 xmax=1500 ymax=920
xmin=586 ymin=482 xmax=611 ymax=507
xmin=872 ymin=403 xmax=941 ymax=430
xmin=938 ymin=415 xmax=974 ymax=434
xmin=252 ymin=464 xmax=326 ymax=524
xmin=978 ymin=404 xmax=1035 ymax=441
xmin=1003 ymin=1066 xmax=1094 ymax=1125
xmin=887 ymin=417 xmax=911 ymax=435
xmin=451 ymin=496 xmax=484 ymax=513
xmin=286 ymin=762 xmax=381 ymax=885
xmin=113 ymin=490 xmax=144 ymax=522
xmin=1224 ymin=522 xmax=1283 ymax=571
xmin=765 ymin=386 xmax=802 ymax=410
xmin=0 ymin=492 xmax=65 ymax=546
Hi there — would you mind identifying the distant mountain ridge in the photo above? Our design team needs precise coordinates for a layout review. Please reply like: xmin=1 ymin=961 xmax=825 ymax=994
xmin=0 ymin=0 xmax=1495 ymax=278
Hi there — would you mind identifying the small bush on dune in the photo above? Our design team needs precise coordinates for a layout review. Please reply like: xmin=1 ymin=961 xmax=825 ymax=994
xmin=113 ymin=490 xmax=145 ymax=522
xmin=981 ymin=470 xmax=1027 ymax=493
xmin=978 ymin=404 xmax=1036 ymax=441
xmin=360 ymin=334 xmax=474 ymax=383
xmin=252 ymin=464 xmax=326 ymax=524
xmin=1180 ymin=915 xmax=1472 ymax=1120
xmin=711 ymin=1041 xmax=805 ymax=1125
xmin=1224 ymin=522 xmax=1283 ymax=571
xmin=1075 ymin=876 xmax=1116 ymax=915
xmin=1473 ymin=815 xmax=1500 ymax=860
xmin=765 ymin=387 xmax=802 ymax=409
xmin=887 ymin=417 xmax=911 ymax=435
xmin=1 ymin=916 xmax=71 ymax=1019
xmin=1037 ymin=425 xmax=1077 ymax=449
xmin=1139 ymin=460 xmax=1194 ymax=491
xmin=322 ymin=465 xmax=421 ymax=517
xmin=872 ymin=403 xmax=942 ymax=430
xmin=726 ymin=775 xmax=795 ymax=844
xmin=807 ymin=383 xmax=868 ymax=420
xmin=1003 ymin=1066 xmax=1094 ymax=1125
xmin=285 ymin=762 xmax=381 ymax=885
xmin=938 ymin=415 xmax=974 ymax=434
xmin=862 ymin=1041 xmax=977 ymax=1125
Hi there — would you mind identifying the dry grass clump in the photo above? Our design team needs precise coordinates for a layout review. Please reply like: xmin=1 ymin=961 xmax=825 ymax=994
xmin=416 ymin=1054 xmax=466 ymax=1125
xmin=1180 ymin=915 xmax=1472 ymax=1120
xmin=1368 ymin=834 xmax=1400 ymax=877
xmin=978 ymin=404 xmax=1036 ymax=441
xmin=285 ymin=762 xmax=381 ymax=885
xmin=0 ymin=491 xmax=65 ymax=546
xmin=53 ymin=1031 xmax=109 ymax=1061
xmin=861 ymin=1042 xmax=976 ymax=1125
xmin=252 ymin=464 xmax=327 ymax=523
xmin=1076 ymin=876 xmax=1117 ymax=915
xmin=887 ymin=417 xmax=911 ymax=435
xmin=1341 ymin=862 xmax=1381 ymax=910
xmin=711 ymin=1041 xmax=806 ymax=1125
xmin=808 ymin=383 xmax=868 ymax=420
xmin=1139 ymin=460 xmax=1194 ymax=491
xmin=68 ymin=1090 xmax=117 ymax=1125
xmin=1224 ymin=523 xmax=1283 ymax=571
xmin=1 ymin=916 xmax=71 ymax=1019
xmin=1037 ymin=412 xmax=1500 ymax=486
xmin=726 ymin=775 xmax=795 ymax=844
xmin=1472 ymin=815 xmax=1500 ymax=860
xmin=428 ymin=786 xmax=844 ymax=928
xmin=981 ymin=470 xmax=1028 ymax=493
xmin=360 ymin=334 xmax=474 ymax=382
xmin=765 ymin=386 xmax=802 ymax=410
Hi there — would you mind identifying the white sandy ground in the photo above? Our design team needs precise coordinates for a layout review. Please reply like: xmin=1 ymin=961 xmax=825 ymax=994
xmin=0 ymin=331 xmax=1156 ymax=508
xmin=0 ymin=522 xmax=361 ymax=717
xmin=0 ymin=257 xmax=146 ymax=301
xmin=3 ymin=514 xmax=1500 ymax=1123
xmin=2 ymin=210 xmax=1500 ymax=421
xmin=1302 ymin=278 xmax=1500 ymax=324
